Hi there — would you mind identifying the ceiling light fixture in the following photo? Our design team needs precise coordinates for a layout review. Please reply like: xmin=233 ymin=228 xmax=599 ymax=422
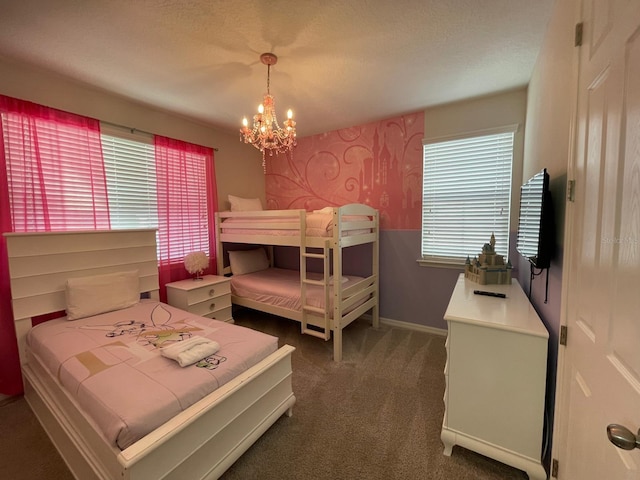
xmin=240 ymin=53 xmax=296 ymax=172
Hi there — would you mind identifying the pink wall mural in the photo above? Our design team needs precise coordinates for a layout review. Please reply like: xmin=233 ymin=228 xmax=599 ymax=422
xmin=265 ymin=112 xmax=424 ymax=230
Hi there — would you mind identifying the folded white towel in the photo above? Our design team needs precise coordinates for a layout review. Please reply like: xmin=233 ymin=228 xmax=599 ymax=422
xmin=161 ymin=335 xmax=210 ymax=356
xmin=161 ymin=336 xmax=220 ymax=367
xmin=174 ymin=343 xmax=220 ymax=367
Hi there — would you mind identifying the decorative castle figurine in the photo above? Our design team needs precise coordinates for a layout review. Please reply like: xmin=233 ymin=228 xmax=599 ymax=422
xmin=464 ymin=233 xmax=512 ymax=285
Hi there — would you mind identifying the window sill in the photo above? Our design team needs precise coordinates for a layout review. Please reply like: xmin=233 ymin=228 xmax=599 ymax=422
xmin=416 ymin=258 xmax=466 ymax=270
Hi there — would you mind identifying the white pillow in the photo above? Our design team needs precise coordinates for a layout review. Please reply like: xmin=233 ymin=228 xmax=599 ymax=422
xmin=329 ymin=275 xmax=349 ymax=285
xmin=228 ymin=249 xmax=270 ymax=275
xmin=65 ymin=270 xmax=140 ymax=320
xmin=313 ymin=206 xmax=335 ymax=214
xmin=228 ymin=194 xmax=263 ymax=212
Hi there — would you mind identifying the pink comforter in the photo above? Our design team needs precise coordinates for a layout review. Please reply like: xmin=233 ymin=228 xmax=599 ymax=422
xmin=231 ymin=268 xmax=363 ymax=312
xmin=27 ymin=300 xmax=278 ymax=449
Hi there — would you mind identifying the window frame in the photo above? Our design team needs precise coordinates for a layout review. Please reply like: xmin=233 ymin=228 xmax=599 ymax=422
xmin=418 ymin=124 xmax=518 ymax=268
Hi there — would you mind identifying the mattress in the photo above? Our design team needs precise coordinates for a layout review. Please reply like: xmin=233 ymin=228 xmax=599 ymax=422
xmin=230 ymin=267 xmax=363 ymax=312
xmin=220 ymin=211 xmax=371 ymax=237
xmin=26 ymin=300 xmax=278 ymax=449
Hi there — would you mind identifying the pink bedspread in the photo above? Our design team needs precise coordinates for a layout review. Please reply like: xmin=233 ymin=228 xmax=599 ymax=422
xmin=231 ymin=268 xmax=363 ymax=312
xmin=27 ymin=300 xmax=278 ymax=449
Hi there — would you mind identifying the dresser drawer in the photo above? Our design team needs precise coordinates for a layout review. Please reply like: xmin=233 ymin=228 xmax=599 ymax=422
xmin=188 ymin=294 xmax=232 ymax=317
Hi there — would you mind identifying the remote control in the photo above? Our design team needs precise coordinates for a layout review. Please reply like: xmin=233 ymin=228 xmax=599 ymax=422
xmin=473 ymin=290 xmax=506 ymax=298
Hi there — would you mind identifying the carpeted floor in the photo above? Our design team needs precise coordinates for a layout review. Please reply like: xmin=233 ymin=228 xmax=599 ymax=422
xmin=0 ymin=308 xmax=531 ymax=479
xmin=0 ymin=395 xmax=75 ymax=479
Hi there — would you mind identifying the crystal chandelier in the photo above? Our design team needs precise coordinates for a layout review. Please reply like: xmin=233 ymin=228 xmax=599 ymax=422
xmin=240 ymin=53 xmax=296 ymax=172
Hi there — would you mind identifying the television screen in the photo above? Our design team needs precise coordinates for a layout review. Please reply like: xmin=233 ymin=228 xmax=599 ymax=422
xmin=516 ymin=168 xmax=552 ymax=268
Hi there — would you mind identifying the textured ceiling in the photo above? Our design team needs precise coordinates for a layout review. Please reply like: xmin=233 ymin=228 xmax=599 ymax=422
xmin=0 ymin=0 xmax=555 ymax=137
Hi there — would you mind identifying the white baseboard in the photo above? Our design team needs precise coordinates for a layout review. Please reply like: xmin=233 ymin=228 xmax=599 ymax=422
xmin=361 ymin=314 xmax=447 ymax=337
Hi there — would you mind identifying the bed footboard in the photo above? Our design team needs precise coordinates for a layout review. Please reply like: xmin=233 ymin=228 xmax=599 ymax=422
xmin=24 ymin=345 xmax=296 ymax=480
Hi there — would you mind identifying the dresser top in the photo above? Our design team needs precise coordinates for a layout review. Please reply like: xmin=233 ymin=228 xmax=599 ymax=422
xmin=444 ymin=274 xmax=549 ymax=338
xmin=165 ymin=274 xmax=229 ymax=290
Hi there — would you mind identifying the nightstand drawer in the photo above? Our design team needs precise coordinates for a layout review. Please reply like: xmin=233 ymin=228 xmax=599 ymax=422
xmin=189 ymin=294 xmax=232 ymax=317
xmin=203 ymin=306 xmax=233 ymax=322
xmin=166 ymin=275 xmax=234 ymax=322
xmin=184 ymin=281 xmax=231 ymax=305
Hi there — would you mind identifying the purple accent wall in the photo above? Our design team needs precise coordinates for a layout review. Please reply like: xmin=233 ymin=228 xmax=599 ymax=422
xmin=378 ymin=230 xmax=521 ymax=330
xmin=275 ymin=231 xmax=525 ymax=332
xmin=515 ymin=174 xmax=566 ymax=468
xmin=379 ymin=230 xmax=459 ymax=329
xmin=274 ymin=231 xmax=460 ymax=330
xmin=274 ymin=243 xmax=374 ymax=278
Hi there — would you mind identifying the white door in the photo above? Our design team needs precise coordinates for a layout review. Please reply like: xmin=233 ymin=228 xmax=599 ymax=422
xmin=556 ymin=0 xmax=640 ymax=479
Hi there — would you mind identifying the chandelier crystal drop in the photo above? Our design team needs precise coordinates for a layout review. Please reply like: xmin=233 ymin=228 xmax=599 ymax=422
xmin=239 ymin=53 xmax=297 ymax=172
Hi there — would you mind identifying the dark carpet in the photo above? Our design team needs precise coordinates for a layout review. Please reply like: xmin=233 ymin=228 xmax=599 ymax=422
xmin=0 ymin=308 xmax=529 ymax=479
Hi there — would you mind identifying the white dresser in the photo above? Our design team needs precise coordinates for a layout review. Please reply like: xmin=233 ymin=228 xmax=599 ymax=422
xmin=441 ymin=274 xmax=548 ymax=480
xmin=166 ymin=275 xmax=233 ymax=322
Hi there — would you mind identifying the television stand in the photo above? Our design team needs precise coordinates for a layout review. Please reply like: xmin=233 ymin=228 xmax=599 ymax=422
xmin=441 ymin=274 xmax=549 ymax=480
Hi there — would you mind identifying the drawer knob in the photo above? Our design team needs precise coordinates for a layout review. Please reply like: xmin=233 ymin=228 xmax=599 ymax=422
xmin=208 ymin=288 xmax=215 ymax=296
xmin=210 ymin=303 xmax=215 ymax=310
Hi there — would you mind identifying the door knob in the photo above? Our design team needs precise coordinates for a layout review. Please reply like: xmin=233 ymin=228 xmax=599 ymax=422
xmin=607 ymin=424 xmax=640 ymax=450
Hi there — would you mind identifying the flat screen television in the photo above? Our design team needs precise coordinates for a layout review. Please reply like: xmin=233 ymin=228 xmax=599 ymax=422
xmin=516 ymin=168 xmax=554 ymax=269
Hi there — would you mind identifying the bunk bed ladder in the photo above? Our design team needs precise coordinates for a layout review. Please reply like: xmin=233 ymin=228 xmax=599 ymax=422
xmin=300 ymin=241 xmax=331 ymax=341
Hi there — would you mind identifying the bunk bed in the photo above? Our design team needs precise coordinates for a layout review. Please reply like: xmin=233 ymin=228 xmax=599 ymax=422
xmin=5 ymin=229 xmax=295 ymax=480
xmin=215 ymin=203 xmax=379 ymax=362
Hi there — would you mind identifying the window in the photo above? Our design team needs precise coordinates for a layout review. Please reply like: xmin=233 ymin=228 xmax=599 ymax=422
xmin=101 ymin=127 xmax=157 ymax=229
xmin=420 ymin=126 xmax=516 ymax=265
xmin=2 ymin=95 xmax=217 ymax=355
xmin=101 ymin=126 xmax=214 ymax=262
xmin=2 ymin=109 xmax=213 ymax=263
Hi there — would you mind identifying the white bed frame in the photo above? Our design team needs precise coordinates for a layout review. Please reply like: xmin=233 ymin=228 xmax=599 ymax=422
xmin=5 ymin=229 xmax=296 ymax=480
xmin=215 ymin=203 xmax=379 ymax=362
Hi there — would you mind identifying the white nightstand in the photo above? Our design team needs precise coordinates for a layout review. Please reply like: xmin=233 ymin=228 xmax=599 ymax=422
xmin=166 ymin=275 xmax=233 ymax=323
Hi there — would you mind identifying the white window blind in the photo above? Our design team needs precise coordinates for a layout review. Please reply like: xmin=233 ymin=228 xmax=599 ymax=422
xmin=421 ymin=128 xmax=515 ymax=263
xmin=101 ymin=129 xmax=158 ymax=230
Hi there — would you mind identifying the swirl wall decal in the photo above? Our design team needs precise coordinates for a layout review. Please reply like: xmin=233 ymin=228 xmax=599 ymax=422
xmin=266 ymin=112 xmax=424 ymax=230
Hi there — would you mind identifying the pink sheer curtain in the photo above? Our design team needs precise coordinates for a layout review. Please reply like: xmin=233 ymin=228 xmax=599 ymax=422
xmin=155 ymin=136 xmax=217 ymax=302
xmin=1 ymin=95 xmax=109 ymax=231
xmin=0 ymin=95 xmax=109 ymax=395
xmin=0 ymin=109 xmax=21 ymax=396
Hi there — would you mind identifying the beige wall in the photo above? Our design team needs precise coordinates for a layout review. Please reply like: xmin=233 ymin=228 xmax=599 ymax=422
xmin=519 ymin=0 xmax=579 ymax=468
xmin=524 ymin=0 xmax=578 ymax=249
xmin=0 ymin=56 xmax=265 ymax=210
xmin=423 ymin=87 xmax=528 ymax=235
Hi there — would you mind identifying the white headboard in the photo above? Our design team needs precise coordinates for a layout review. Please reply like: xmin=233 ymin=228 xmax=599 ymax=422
xmin=4 ymin=229 xmax=159 ymax=364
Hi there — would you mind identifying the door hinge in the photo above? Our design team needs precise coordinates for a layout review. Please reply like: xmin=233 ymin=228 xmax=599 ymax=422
xmin=560 ymin=325 xmax=568 ymax=346
xmin=552 ymin=458 xmax=559 ymax=477
xmin=575 ymin=22 xmax=584 ymax=46
xmin=567 ymin=179 xmax=576 ymax=202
